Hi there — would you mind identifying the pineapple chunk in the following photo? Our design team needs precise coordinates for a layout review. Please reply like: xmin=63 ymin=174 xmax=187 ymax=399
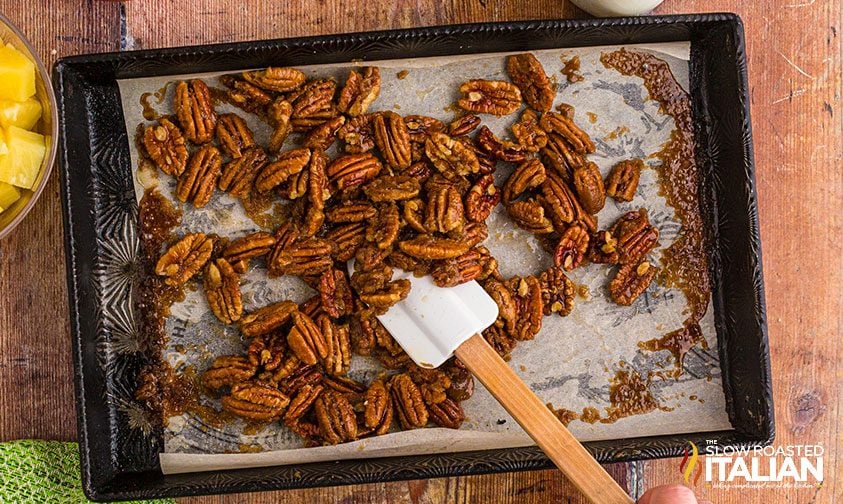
xmin=0 ymin=45 xmax=36 ymax=101
xmin=0 ymin=126 xmax=46 ymax=189
xmin=0 ymin=98 xmax=42 ymax=129
xmin=0 ymin=181 xmax=21 ymax=212
xmin=0 ymin=131 xmax=7 ymax=155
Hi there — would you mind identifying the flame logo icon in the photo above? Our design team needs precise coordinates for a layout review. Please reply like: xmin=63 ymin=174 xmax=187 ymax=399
xmin=679 ymin=441 xmax=703 ymax=485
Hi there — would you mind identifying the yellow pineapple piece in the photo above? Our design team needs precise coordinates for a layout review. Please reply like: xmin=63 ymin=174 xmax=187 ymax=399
xmin=0 ymin=45 xmax=36 ymax=102
xmin=0 ymin=126 xmax=46 ymax=189
xmin=0 ymin=181 xmax=21 ymax=212
xmin=0 ymin=98 xmax=42 ymax=129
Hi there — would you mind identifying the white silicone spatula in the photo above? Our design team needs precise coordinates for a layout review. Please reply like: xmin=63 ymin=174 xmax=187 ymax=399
xmin=375 ymin=267 xmax=633 ymax=504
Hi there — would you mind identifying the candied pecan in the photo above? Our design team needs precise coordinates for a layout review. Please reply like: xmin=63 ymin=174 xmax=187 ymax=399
xmin=327 ymin=153 xmax=383 ymax=190
xmin=474 ymin=245 xmax=500 ymax=280
xmin=424 ymin=132 xmax=480 ymax=178
xmin=271 ymin=354 xmax=303 ymax=382
xmin=373 ymin=111 xmax=412 ymax=169
xmin=323 ymin=375 xmax=366 ymax=395
xmin=349 ymin=309 xmax=378 ymax=356
xmin=363 ymin=175 xmax=420 ymax=202
xmin=390 ymin=374 xmax=428 ymax=429
xmin=265 ymin=221 xmax=300 ymax=268
xmin=223 ymin=231 xmax=276 ymax=266
xmin=278 ymin=168 xmax=309 ymax=200
xmin=540 ymin=111 xmax=595 ymax=155
xmin=431 ymin=249 xmax=484 ymax=288
xmin=326 ymin=201 xmax=377 ymax=223
xmin=155 ymin=233 xmax=214 ymax=285
xmin=202 ymin=356 xmax=256 ymax=390
xmin=247 ymin=331 xmax=287 ymax=371
xmin=459 ymin=221 xmax=491 ymax=248
xmin=240 ymin=299 xmax=298 ymax=337
xmin=284 ymin=384 xmax=324 ymax=424
xmin=302 ymin=150 xmax=329 ymax=236
xmin=220 ymin=74 xmax=274 ymax=113
xmin=402 ymin=198 xmax=426 ymax=233
xmin=538 ymin=266 xmax=575 ymax=317
xmin=204 ymin=258 xmax=243 ymax=324
xmin=291 ymin=108 xmax=340 ymax=132
xmin=511 ymin=109 xmax=548 ymax=153
xmin=256 ymin=148 xmax=311 ymax=193
xmin=363 ymin=380 xmax=393 ymax=435
xmin=267 ymin=98 xmax=293 ymax=153
xmin=464 ymin=174 xmax=500 ymax=222
xmin=302 ymin=115 xmax=345 ymax=151
xmin=325 ymin=222 xmax=367 ymax=262
xmin=319 ymin=315 xmax=351 ymax=376
xmin=444 ymin=363 xmax=475 ymax=401
xmin=399 ymin=235 xmax=470 ymax=260
xmin=174 ymin=79 xmax=216 ymax=144
xmin=287 ymin=311 xmax=328 ymax=365
xmin=606 ymin=159 xmax=643 ymax=202
xmin=404 ymin=115 xmax=445 ymax=142
xmin=176 ymin=144 xmax=221 ymax=208
xmin=337 ymin=67 xmax=381 ymax=116
xmin=424 ymin=181 xmax=465 ymax=234
xmin=377 ymin=349 xmax=413 ymax=369
xmin=337 ymin=114 xmax=375 ymax=153
xmin=278 ymin=365 xmax=323 ymax=397
xmin=507 ymin=53 xmax=554 ymax=112
xmin=507 ymin=199 xmax=554 ymax=234
xmin=288 ymin=79 xmax=336 ymax=116
xmin=359 ymin=279 xmax=410 ymax=314
xmin=408 ymin=366 xmax=451 ymax=405
xmin=448 ymin=114 xmax=481 ymax=136
xmin=385 ymin=249 xmax=431 ymax=276
xmin=556 ymin=102 xmax=575 ymax=119
xmin=221 ymin=382 xmax=290 ymax=421
xmin=610 ymin=209 xmax=659 ymax=265
xmin=539 ymin=172 xmax=579 ymax=231
xmin=218 ymin=147 xmax=268 ymax=197
xmin=143 ymin=118 xmax=188 ymax=176
xmin=215 ymin=113 xmax=256 ymax=159
xmin=541 ymin=132 xmax=584 ymax=181
xmin=554 ymin=224 xmax=589 ymax=271
xmin=475 ymin=125 xmax=528 ymax=162
xmin=483 ymin=278 xmax=518 ymax=334
xmin=242 ymin=67 xmax=306 ymax=92
xmin=503 ymin=158 xmax=546 ymax=205
xmin=318 ymin=268 xmax=354 ymax=318
xmin=510 ymin=275 xmax=543 ymax=340
xmin=270 ymin=236 xmax=333 ymax=276
xmin=428 ymin=398 xmax=465 ymax=429
xmin=572 ymin=161 xmax=606 ymax=214
xmin=351 ymin=263 xmax=396 ymax=295
xmin=610 ymin=260 xmax=658 ymax=306
xmin=483 ymin=324 xmax=517 ymax=360
xmin=315 ymin=389 xmax=358 ymax=444
xmin=458 ymin=79 xmax=522 ymax=116
xmin=587 ymin=229 xmax=620 ymax=264
xmin=366 ymin=203 xmax=402 ymax=250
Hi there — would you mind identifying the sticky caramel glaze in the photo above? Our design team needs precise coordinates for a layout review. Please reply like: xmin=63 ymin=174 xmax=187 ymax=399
xmin=560 ymin=55 xmax=584 ymax=83
xmin=140 ymin=92 xmax=159 ymax=121
xmin=602 ymin=49 xmax=711 ymax=376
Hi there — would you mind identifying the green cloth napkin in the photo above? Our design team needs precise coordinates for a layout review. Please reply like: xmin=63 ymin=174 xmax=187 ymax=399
xmin=0 ymin=440 xmax=174 ymax=503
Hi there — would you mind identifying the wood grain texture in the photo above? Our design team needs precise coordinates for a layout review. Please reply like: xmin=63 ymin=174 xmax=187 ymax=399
xmin=0 ymin=0 xmax=121 ymax=441
xmin=0 ymin=0 xmax=838 ymax=503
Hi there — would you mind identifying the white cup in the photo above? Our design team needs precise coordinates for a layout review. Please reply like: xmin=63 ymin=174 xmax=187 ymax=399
xmin=569 ymin=0 xmax=665 ymax=16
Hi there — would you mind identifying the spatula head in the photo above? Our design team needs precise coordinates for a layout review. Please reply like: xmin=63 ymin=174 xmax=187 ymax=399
xmin=373 ymin=267 xmax=499 ymax=368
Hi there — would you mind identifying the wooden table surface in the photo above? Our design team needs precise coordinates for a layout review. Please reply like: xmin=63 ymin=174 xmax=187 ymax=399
xmin=0 ymin=1 xmax=839 ymax=502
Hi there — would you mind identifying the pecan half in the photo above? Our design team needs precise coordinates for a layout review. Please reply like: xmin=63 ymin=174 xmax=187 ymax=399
xmin=606 ymin=159 xmax=643 ymax=202
xmin=610 ymin=209 xmax=659 ymax=265
xmin=289 ymin=79 xmax=336 ymax=119
xmin=458 ymin=80 xmax=522 ymax=116
xmin=444 ymin=363 xmax=475 ymax=401
xmin=475 ymin=126 xmax=528 ymax=162
xmin=337 ymin=67 xmax=381 ymax=116
xmin=507 ymin=53 xmax=554 ymax=112
xmin=256 ymin=148 xmax=312 ymax=193
xmin=337 ymin=114 xmax=375 ymax=153
xmin=216 ymin=113 xmax=256 ymax=159
xmin=428 ymin=398 xmax=465 ymax=429
xmin=363 ymin=175 xmax=420 ymax=202
xmin=402 ymin=198 xmax=426 ymax=233
xmin=267 ymin=98 xmax=293 ymax=153
xmin=143 ymin=118 xmax=188 ymax=176
xmin=202 ymin=356 xmax=256 ymax=390
xmin=587 ymin=229 xmax=620 ymax=264
xmin=218 ymin=147 xmax=268 ymax=197
xmin=554 ymin=224 xmax=589 ymax=271
xmin=323 ymin=375 xmax=366 ymax=395
xmin=176 ymin=144 xmax=222 ymax=208
xmin=291 ymin=108 xmax=340 ymax=133
xmin=390 ymin=373 xmax=428 ymax=429
xmin=240 ymin=300 xmax=298 ymax=338
xmin=425 ymin=132 xmax=480 ymax=178
xmin=366 ymin=203 xmax=402 ymax=250
xmin=155 ymin=233 xmax=214 ymax=285
xmin=539 ymin=172 xmax=579 ymax=231
xmin=247 ymin=331 xmax=287 ymax=371
xmin=326 ymin=201 xmax=377 ymax=223
xmin=424 ymin=181 xmax=464 ymax=234
xmin=325 ymin=222 xmax=367 ymax=262
xmin=541 ymin=132 xmax=584 ymax=181
xmin=373 ymin=111 xmax=412 ymax=169
xmin=405 ymin=115 xmax=445 ymax=143
xmin=327 ymin=153 xmax=383 ymax=190
xmin=511 ymin=109 xmax=548 ymax=153
xmin=539 ymin=111 xmax=595 ymax=155
xmin=242 ymin=67 xmax=306 ymax=92
xmin=302 ymin=150 xmax=329 ymax=236
xmin=465 ymin=174 xmax=500 ymax=222
xmin=609 ymin=260 xmax=658 ymax=306
xmin=363 ymin=380 xmax=393 ymax=435
xmin=398 ymin=235 xmax=470 ymax=260
xmin=431 ymin=249 xmax=483 ymax=287
xmin=174 ymin=79 xmax=216 ymax=144
xmin=510 ymin=275 xmax=543 ymax=340
xmin=572 ymin=161 xmax=606 ymax=214
xmin=315 ymin=389 xmax=358 ymax=444
xmin=319 ymin=315 xmax=351 ymax=376
xmin=284 ymin=383 xmax=324 ymax=424
xmin=507 ymin=199 xmax=554 ymax=234
xmin=318 ymin=268 xmax=354 ymax=319
xmin=222 ymin=381 xmax=290 ymax=421
xmin=385 ymin=249 xmax=432 ymax=276
xmin=303 ymin=115 xmax=345 ymax=151
xmin=204 ymin=258 xmax=243 ymax=324
xmin=280 ymin=364 xmax=323 ymax=395
xmin=538 ymin=266 xmax=575 ymax=317
xmin=483 ymin=324 xmax=517 ymax=360
xmin=448 ymin=114 xmax=481 ymax=136
xmin=483 ymin=278 xmax=518 ymax=335
xmin=503 ymin=158 xmax=546 ymax=205
xmin=222 ymin=231 xmax=276 ymax=265
xmin=220 ymin=74 xmax=274 ymax=114
xmin=271 ymin=236 xmax=334 ymax=276
xmin=408 ymin=366 xmax=451 ymax=405
xmin=358 ymin=279 xmax=411 ymax=314
xmin=287 ymin=311 xmax=328 ymax=365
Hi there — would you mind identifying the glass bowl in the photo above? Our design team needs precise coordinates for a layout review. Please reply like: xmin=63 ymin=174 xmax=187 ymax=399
xmin=0 ymin=13 xmax=59 ymax=240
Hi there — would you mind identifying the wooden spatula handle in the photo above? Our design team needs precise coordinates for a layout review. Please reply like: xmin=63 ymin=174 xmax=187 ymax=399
xmin=454 ymin=333 xmax=633 ymax=504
